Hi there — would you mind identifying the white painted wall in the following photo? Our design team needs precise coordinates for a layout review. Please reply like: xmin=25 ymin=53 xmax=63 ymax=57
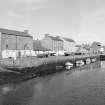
xmin=63 ymin=41 xmax=76 ymax=52
xmin=2 ymin=50 xmax=36 ymax=59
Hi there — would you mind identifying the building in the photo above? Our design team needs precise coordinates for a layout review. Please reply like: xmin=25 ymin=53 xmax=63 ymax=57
xmin=33 ymin=39 xmax=51 ymax=54
xmin=60 ymin=37 xmax=76 ymax=53
xmin=90 ymin=41 xmax=102 ymax=54
xmin=42 ymin=34 xmax=63 ymax=52
xmin=0 ymin=28 xmax=33 ymax=58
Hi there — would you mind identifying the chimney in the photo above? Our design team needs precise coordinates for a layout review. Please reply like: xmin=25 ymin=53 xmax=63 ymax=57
xmin=24 ymin=30 xmax=29 ymax=34
xmin=45 ymin=33 xmax=50 ymax=37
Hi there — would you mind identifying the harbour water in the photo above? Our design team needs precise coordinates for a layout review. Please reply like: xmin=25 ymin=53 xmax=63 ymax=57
xmin=0 ymin=61 xmax=105 ymax=105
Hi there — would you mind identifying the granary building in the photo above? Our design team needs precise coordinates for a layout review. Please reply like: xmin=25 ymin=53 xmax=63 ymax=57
xmin=0 ymin=28 xmax=33 ymax=58
xmin=60 ymin=37 xmax=76 ymax=53
xmin=42 ymin=34 xmax=63 ymax=52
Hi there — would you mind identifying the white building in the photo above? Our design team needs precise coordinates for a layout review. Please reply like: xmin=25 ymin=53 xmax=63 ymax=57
xmin=60 ymin=37 xmax=76 ymax=53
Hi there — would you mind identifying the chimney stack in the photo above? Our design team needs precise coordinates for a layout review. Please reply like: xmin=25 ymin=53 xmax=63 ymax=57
xmin=45 ymin=33 xmax=50 ymax=37
xmin=24 ymin=30 xmax=29 ymax=34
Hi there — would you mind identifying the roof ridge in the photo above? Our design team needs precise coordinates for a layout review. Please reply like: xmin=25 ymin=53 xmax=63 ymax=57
xmin=0 ymin=28 xmax=32 ymax=37
xmin=47 ymin=35 xmax=63 ymax=41
xmin=63 ymin=37 xmax=75 ymax=42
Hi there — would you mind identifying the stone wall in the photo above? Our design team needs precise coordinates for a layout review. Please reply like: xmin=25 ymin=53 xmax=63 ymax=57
xmin=17 ymin=36 xmax=33 ymax=50
xmin=1 ymin=33 xmax=33 ymax=51
xmin=1 ymin=33 xmax=17 ymax=50
xmin=42 ymin=37 xmax=63 ymax=51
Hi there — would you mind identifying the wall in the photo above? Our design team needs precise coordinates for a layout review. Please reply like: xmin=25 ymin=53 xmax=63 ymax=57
xmin=17 ymin=36 xmax=33 ymax=50
xmin=42 ymin=37 xmax=53 ymax=50
xmin=0 ymin=32 xmax=2 ymax=53
xmin=1 ymin=33 xmax=17 ymax=50
xmin=1 ymin=33 xmax=33 ymax=51
xmin=53 ymin=40 xmax=63 ymax=51
xmin=63 ymin=41 xmax=76 ymax=52
xmin=42 ymin=36 xmax=63 ymax=52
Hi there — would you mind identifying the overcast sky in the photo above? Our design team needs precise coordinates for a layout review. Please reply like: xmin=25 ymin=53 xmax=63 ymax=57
xmin=0 ymin=0 xmax=105 ymax=44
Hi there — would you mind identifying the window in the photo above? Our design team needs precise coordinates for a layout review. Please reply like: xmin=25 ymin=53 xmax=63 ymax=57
xmin=6 ymin=44 xmax=8 ymax=49
xmin=24 ymin=43 xmax=29 ymax=50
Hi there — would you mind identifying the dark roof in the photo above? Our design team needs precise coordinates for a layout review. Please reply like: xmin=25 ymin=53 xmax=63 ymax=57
xmin=63 ymin=37 xmax=75 ymax=42
xmin=50 ymin=36 xmax=63 ymax=41
xmin=45 ymin=35 xmax=63 ymax=41
xmin=91 ymin=41 xmax=101 ymax=47
xmin=0 ymin=28 xmax=32 ymax=38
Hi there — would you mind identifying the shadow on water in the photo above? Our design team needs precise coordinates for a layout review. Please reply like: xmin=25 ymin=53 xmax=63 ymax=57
xmin=0 ymin=61 xmax=103 ymax=105
xmin=0 ymin=73 xmax=58 ymax=105
xmin=0 ymin=80 xmax=36 ymax=105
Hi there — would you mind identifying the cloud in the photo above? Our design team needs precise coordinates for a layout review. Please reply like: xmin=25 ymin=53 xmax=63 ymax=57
xmin=5 ymin=0 xmax=45 ymax=4
xmin=21 ymin=0 xmax=44 ymax=3
xmin=9 ymin=0 xmax=47 ymax=17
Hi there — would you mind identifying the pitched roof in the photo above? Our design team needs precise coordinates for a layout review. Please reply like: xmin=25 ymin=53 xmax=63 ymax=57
xmin=0 ymin=28 xmax=32 ymax=38
xmin=50 ymin=36 xmax=63 ymax=41
xmin=63 ymin=37 xmax=75 ymax=42
xmin=45 ymin=34 xmax=63 ymax=41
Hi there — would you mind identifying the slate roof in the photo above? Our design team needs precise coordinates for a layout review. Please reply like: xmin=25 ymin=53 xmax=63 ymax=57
xmin=50 ymin=36 xmax=63 ymax=41
xmin=45 ymin=34 xmax=63 ymax=41
xmin=0 ymin=28 xmax=32 ymax=38
xmin=63 ymin=37 xmax=75 ymax=42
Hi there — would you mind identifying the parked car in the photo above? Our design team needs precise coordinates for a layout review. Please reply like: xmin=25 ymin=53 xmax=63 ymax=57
xmin=64 ymin=52 xmax=74 ymax=56
xmin=74 ymin=52 xmax=85 ymax=55
xmin=49 ymin=52 xmax=56 ymax=56
xmin=37 ymin=53 xmax=49 ymax=58
xmin=37 ymin=52 xmax=49 ymax=58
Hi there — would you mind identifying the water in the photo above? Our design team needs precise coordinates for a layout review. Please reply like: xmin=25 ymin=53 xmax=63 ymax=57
xmin=0 ymin=61 xmax=105 ymax=105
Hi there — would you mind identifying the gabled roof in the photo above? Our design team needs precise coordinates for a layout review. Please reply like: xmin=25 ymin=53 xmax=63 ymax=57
xmin=45 ymin=34 xmax=63 ymax=41
xmin=63 ymin=37 xmax=75 ymax=42
xmin=49 ymin=36 xmax=63 ymax=41
xmin=0 ymin=28 xmax=32 ymax=38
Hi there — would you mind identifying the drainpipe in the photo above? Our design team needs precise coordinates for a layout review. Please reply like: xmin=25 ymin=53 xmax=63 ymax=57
xmin=16 ymin=35 xmax=18 ymax=59
xmin=16 ymin=35 xmax=17 ymax=50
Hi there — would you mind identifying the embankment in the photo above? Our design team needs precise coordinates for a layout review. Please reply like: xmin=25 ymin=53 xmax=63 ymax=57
xmin=0 ymin=54 xmax=100 ymax=84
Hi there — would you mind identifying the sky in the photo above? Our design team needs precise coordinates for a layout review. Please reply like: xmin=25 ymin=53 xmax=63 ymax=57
xmin=0 ymin=0 xmax=105 ymax=44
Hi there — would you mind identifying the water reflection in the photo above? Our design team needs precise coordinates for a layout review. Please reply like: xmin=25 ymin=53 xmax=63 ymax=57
xmin=0 ymin=81 xmax=35 ymax=105
xmin=101 ymin=61 xmax=105 ymax=69
xmin=0 ymin=61 xmax=104 ymax=105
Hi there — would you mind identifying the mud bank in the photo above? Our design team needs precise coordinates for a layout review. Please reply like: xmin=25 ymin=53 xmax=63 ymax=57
xmin=0 ymin=54 xmax=100 ymax=84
